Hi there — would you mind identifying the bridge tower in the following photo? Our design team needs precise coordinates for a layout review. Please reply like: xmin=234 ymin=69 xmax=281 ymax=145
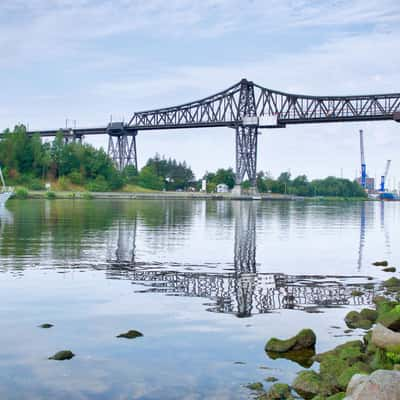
xmin=233 ymin=201 xmax=257 ymax=317
xmin=107 ymin=122 xmax=138 ymax=171
xmin=233 ymin=79 xmax=259 ymax=195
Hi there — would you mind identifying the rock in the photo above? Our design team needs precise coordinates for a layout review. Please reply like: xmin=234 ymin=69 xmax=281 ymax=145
xmin=377 ymin=304 xmax=400 ymax=332
xmin=344 ymin=311 xmax=372 ymax=330
xmin=351 ymin=290 xmax=364 ymax=297
xmin=264 ymin=376 xmax=278 ymax=382
xmin=372 ymin=323 xmax=400 ymax=352
xmin=383 ymin=277 xmax=400 ymax=288
xmin=38 ymin=323 xmax=53 ymax=328
xmin=383 ymin=267 xmax=396 ymax=273
xmin=359 ymin=308 xmax=378 ymax=322
xmin=372 ymin=261 xmax=389 ymax=266
xmin=292 ymin=370 xmax=322 ymax=399
xmin=48 ymin=350 xmax=74 ymax=360
xmin=265 ymin=383 xmax=293 ymax=399
xmin=344 ymin=369 xmax=400 ymax=399
xmin=265 ymin=329 xmax=316 ymax=353
xmin=327 ymin=394 xmax=346 ymax=400
xmin=246 ymin=382 xmax=264 ymax=391
xmin=116 ymin=330 xmax=143 ymax=339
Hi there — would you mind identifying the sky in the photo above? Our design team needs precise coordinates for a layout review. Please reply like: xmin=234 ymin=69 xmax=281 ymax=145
xmin=1 ymin=0 xmax=400 ymax=186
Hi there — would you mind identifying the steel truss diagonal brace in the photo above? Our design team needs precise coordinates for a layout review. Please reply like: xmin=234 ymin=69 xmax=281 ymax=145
xmin=107 ymin=133 xmax=138 ymax=171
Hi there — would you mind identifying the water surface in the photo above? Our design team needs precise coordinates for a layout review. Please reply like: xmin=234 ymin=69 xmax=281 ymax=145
xmin=0 ymin=199 xmax=398 ymax=399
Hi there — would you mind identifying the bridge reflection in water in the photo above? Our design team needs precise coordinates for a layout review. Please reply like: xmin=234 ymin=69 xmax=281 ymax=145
xmin=105 ymin=202 xmax=376 ymax=318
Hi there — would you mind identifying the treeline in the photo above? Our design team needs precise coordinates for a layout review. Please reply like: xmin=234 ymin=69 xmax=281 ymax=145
xmin=1 ymin=126 xmax=365 ymax=197
xmin=0 ymin=125 xmax=124 ymax=191
xmin=0 ymin=126 xmax=196 ymax=192
xmin=202 ymin=168 xmax=366 ymax=197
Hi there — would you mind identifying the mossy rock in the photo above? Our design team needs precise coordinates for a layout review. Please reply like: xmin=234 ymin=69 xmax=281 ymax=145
xmin=374 ymin=297 xmax=397 ymax=315
xmin=313 ymin=340 xmax=363 ymax=363
xmin=360 ymin=308 xmax=378 ymax=322
xmin=38 ymin=323 xmax=53 ymax=329
xmin=369 ymin=348 xmax=394 ymax=370
xmin=116 ymin=330 xmax=143 ymax=339
xmin=373 ymin=260 xmax=389 ymax=266
xmin=265 ymin=329 xmax=316 ymax=353
xmin=383 ymin=277 xmax=400 ymax=288
xmin=246 ymin=382 xmax=264 ymax=391
xmin=48 ymin=350 xmax=74 ymax=360
xmin=383 ymin=267 xmax=396 ymax=273
xmin=337 ymin=362 xmax=370 ymax=389
xmin=293 ymin=370 xmax=322 ymax=399
xmin=377 ymin=305 xmax=400 ymax=332
xmin=267 ymin=348 xmax=315 ymax=368
xmin=266 ymin=383 xmax=293 ymax=399
xmin=351 ymin=290 xmax=364 ymax=297
xmin=265 ymin=376 xmax=278 ymax=382
xmin=344 ymin=311 xmax=372 ymax=329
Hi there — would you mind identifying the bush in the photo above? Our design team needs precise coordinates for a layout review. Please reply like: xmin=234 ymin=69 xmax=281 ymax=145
xmin=58 ymin=176 xmax=69 ymax=190
xmin=15 ymin=188 xmax=28 ymax=199
xmin=28 ymin=178 xmax=45 ymax=191
xmin=46 ymin=191 xmax=56 ymax=199
xmin=68 ymin=171 xmax=84 ymax=185
xmin=86 ymin=176 xmax=109 ymax=192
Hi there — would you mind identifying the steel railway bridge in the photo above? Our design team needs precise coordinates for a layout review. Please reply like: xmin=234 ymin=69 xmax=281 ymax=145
xmin=25 ymin=79 xmax=400 ymax=193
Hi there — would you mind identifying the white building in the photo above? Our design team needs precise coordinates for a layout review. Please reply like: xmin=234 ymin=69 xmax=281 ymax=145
xmin=216 ymin=183 xmax=229 ymax=193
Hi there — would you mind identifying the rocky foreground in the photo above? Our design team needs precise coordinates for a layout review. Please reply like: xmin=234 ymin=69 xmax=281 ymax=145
xmin=247 ymin=274 xmax=400 ymax=400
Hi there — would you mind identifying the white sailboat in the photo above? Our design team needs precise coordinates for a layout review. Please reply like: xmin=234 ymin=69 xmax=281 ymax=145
xmin=0 ymin=168 xmax=13 ymax=206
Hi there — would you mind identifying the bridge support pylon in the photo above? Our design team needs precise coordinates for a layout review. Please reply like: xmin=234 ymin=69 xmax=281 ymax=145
xmin=107 ymin=123 xmax=138 ymax=171
xmin=234 ymin=79 xmax=258 ymax=195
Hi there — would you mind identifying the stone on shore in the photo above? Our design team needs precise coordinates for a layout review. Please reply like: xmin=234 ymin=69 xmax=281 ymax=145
xmin=372 ymin=261 xmax=389 ymax=266
xmin=116 ymin=330 xmax=143 ymax=339
xmin=265 ymin=329 xmax=316 ymax=353
xmin=48 ymin=350 xmax=74 ymax=360
xmin=38 ymin=323 xmax=53 ymax=328
xmin=292 ymin=370 xmax=321 ymax=399
xmin=371 ymin=323 xmax=400 ymax=352
xmin=344 ymin=311 xmax=373 ymax=330
xmin=382 ymin=267 xmax=396 ymax=273
xmin=344 ymin=369 xmax=400 ymax=400
xmin=377 ymin=304 xmax=400 ymax=332
xmin=383 ymin=277 xmax=400 ymax=289
xmin=264 ymin=383 xmax=293 ymax=399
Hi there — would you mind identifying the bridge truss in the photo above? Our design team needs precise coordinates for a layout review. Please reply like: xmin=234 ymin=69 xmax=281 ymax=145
xmin=23 ymin=79 xmax=400 ymax=192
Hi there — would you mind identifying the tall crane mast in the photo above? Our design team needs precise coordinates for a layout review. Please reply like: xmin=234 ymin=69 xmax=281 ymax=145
xmin=359 ymin=130 xmax=367 ymax=189
xmin=380 ymin=160 xmax=391 ymax=192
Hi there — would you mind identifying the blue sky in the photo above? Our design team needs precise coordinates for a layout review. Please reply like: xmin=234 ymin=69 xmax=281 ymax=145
xmin=1 ymin=0 xmax=400 ymax=186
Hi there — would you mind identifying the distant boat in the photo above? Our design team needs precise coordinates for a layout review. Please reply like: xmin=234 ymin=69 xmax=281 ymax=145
xmin=0 ymin=167 xmax=13 ymax=206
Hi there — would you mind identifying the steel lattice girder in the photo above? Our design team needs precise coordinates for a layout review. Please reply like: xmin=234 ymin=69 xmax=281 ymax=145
xmin=128 ymin=79 xmax=400 ymax=130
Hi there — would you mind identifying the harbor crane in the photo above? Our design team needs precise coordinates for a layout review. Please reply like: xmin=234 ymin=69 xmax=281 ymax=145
xmin=359 ymin=130 xmax=367 ymax=189
xmin=380 ymin=160 xmax=392 ymax=192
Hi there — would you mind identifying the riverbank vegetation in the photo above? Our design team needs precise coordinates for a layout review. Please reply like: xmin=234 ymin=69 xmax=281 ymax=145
xmin=1 ymin=125 xmax=365 ymax=197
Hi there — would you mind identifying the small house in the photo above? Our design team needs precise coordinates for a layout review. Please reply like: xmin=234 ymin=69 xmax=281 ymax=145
xmin=216 ymin=183 xmax=229 ymax=193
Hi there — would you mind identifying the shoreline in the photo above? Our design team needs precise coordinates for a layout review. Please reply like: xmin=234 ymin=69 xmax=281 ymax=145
xmin=13 ymin=191 xmax=374 ymax=201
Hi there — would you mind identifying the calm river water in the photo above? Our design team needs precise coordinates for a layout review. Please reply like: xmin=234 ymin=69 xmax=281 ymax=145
xmin=1 ymin=199 xmax=399 ymax=399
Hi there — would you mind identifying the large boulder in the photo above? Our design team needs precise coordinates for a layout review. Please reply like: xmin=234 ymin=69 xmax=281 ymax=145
xmin=344 ymin=370 xmax=400 ymax=400
xmin=371 ymin=323 xmax=400 ymax=352
xmin=265 ymin=329 xmax=316 ymax=353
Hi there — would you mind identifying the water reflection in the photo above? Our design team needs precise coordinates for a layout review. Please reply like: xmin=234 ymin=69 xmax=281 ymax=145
xmin=105 ymin=201 xmax=376 ymax=317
